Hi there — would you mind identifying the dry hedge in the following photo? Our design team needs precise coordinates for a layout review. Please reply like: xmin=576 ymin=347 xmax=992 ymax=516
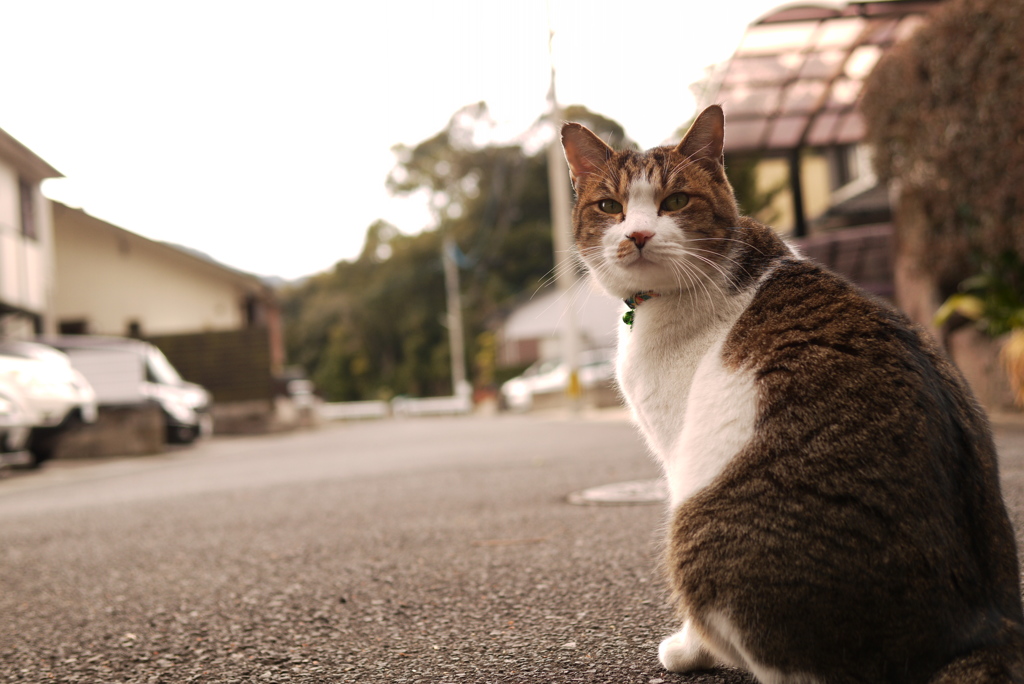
xmin=861 ymin=0 xmax=1024 ymax=294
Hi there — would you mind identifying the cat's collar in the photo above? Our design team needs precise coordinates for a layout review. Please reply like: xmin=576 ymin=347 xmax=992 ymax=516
xmin=622 ymin=291 xmax=660 ymax=329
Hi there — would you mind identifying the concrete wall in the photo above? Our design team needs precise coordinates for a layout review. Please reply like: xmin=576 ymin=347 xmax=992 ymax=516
xmin=51 ymin=204 xmax=255 ymax=337
xmin=50 ymin=403 xmax=165 ymax=460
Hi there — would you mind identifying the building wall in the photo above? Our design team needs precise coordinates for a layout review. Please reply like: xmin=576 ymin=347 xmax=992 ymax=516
xmin=0 ymin=159 xmax=54 ymax=331
xmin=498 ymin=286 xmax=620 ymax=368
xmin=52 ymin=206 xmax=251 ymax=337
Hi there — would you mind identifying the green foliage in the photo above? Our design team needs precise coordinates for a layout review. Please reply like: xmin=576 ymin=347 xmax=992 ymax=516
xmin=724 ymin=154 xmax=784 ymax=225
xmin=282 ymin=103 xmax=640 ymax=400
xmin=281 ymin=223 xmax=451 ymax=401
xmin=282 ymin=104 xmax=585 ymax=400
xmin=558 ymin=104 xmax=636 ymax=150
xmin=861 ymin=0 xmax=1024 ymax=293
xmin=935 ymin=251 xmax=1024 ymax=337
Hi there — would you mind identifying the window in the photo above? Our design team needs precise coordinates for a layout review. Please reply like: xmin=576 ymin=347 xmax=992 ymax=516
xmin=59 ymin=320 xmax=90 ymax=335
xmin=244 ymin=295 xmax=263 ymax=327
xmin=19 ymin=178 xmax=36 ymax=240
xmin=828 ymin=143 xmax=873 ymax=189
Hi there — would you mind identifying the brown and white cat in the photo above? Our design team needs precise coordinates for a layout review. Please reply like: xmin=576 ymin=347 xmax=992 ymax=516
xmin=561 ymin=105 xmax=1024 ymax=683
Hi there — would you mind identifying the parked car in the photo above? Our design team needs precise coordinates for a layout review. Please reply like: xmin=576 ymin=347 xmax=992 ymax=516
xmin=501 ymin=348 xmax=615 ymax=411
xmin=39 ymin=336 xmax=212 ymax=444
xmin=0 ymin=378 xmax=32 ymax=466
xmin=0 ymin=339 xmax=99 ymax=465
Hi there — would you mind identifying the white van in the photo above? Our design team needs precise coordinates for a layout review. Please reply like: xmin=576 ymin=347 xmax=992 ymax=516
xmin=39 ymin=336 xmax=212 ymax=444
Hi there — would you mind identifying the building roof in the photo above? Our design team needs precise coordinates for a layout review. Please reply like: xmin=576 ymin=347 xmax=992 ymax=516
xmin=701 ymin=0 xmax=942 ymax=154
xmin=502 ymin=285 xmax=621 ymax=350
xmin=51 ymin=201 xmax=269 ymax=295
xmin=0 ymin=127 xmax=62 ymax=181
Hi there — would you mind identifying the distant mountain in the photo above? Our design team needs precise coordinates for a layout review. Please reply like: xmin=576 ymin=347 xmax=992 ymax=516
xmin=262 ymin=275 xmax=308 ymax=289
xmin=160 ymin=241 xmax=231 ymax=268
xmin=160 ymin=241 xmax=302 ymax=287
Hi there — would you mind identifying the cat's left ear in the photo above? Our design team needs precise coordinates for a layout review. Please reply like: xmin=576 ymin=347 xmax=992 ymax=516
xmin=561 ymin=123 xmax=614 ymax=189
xmin=675 ymin=105 xmax=726 ymax=174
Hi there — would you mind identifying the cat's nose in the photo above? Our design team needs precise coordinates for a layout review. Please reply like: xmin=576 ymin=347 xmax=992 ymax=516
xmin=627 ymin=231 xmax=653 ymax=248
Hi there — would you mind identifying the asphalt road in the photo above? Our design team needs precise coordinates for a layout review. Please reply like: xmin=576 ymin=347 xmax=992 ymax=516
xmin=2 ymin=413 xmax=1023 ymax=684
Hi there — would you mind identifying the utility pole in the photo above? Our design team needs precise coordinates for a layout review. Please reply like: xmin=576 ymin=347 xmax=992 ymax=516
xmin=442 ymin=236 xmax=470 ymax=399
xmin=545 ymin=35 xmax=582 ymax=411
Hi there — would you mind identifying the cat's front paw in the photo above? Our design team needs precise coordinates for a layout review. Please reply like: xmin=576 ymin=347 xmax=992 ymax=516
xmin=658 ymin=623 xmax=716 ymax=673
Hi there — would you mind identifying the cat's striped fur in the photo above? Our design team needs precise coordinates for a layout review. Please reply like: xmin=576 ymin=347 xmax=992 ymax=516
xmin=561 ymin=105 xmax=1024 ymax=683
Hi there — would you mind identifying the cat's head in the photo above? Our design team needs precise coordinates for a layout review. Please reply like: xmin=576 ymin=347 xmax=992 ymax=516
xmin=561 ymin=105 xmax=741 ymax=300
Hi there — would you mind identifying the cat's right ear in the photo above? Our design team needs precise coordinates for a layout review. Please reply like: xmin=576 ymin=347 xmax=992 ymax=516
xmin=561 ymin=123 xmax=614 ymax=189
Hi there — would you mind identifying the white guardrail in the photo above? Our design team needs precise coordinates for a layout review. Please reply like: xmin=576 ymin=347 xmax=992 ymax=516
xmin=319 ymin=394 xmax=472 ymax=421
xmin=318 ymin=401 xmax=390 ymax=421
xmin=391 ymin=394 xmax=472 ymax=417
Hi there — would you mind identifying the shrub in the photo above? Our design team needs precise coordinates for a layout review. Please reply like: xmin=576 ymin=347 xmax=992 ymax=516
xmin=861 ymin=0 xmax=1024 ymax=296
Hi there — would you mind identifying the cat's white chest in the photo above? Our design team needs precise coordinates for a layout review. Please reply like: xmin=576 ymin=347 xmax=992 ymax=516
xmin=617 ymin=297 xmax=758 ymax=508
xmin=665 ymin=337 xmax=758 ymax=507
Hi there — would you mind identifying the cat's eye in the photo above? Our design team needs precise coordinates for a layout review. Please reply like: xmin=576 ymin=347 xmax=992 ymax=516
xmin=597 ymin=199 xmax=623 ymax=214
xmin=660 ymin=193 xmax=690 ymax=212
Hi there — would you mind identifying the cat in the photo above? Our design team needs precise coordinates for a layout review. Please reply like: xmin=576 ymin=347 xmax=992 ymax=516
xmin=560 ymin=105 xmax=1024 ymax=683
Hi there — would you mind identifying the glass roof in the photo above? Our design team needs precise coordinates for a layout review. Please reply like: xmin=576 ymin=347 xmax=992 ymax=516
xmin=702 ymin=1 xmax=941 ymax=154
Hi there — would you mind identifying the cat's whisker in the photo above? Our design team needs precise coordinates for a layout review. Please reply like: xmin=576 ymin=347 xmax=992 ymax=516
xmin=669 ymin=261 xmax=702 ymax=311
xmin=657 ymin=242 xmax=730 ymax=294
xmin=683 ymin=247 xmax=752 ymax=286
xmin=668 ymin=253 xmax=717 ymax=313
xmin=534 ymin=252 xmax=594 ymax=294
xmin=688 ymin=236 xmax=769 ymax=256
xmin=537 ymin=272 xmax=598 ymax=326
xmin=683 ymin=250 xmax=742 ymax=292
xmin=683 ymin=248 xmax=732 ymax=301
xmin=687 ymin=261 xmax=721 ymax=312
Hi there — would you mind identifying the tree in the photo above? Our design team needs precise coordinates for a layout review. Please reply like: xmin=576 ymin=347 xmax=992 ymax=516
xmin=861 ymin=0 xmax=1024 ymax=406
xmin=558 ymin=105 xmax=635 ymax=151
xmin=861 ymin=0 xmax=1024 ymax=297
xmin=283 ymin=104 xmax=637 ymax=401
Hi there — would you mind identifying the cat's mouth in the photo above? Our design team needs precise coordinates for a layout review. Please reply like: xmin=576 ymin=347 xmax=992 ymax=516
xmin=617 ymin=239 xmax=655 ymax=263
xmin=620 ymin=249 xmax=657 ymax=268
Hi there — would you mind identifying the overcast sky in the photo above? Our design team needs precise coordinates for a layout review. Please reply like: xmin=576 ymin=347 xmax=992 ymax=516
xmin=0 ymin=0 xmax=784 ymax=280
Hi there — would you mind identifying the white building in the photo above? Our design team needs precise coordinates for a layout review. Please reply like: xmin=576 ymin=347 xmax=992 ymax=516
xmin=0 ymin=128 xmax=61 ymax=337
xmin=498 ymin=284 xmax=621 ymax=368
xmin=50 ymin=201 xmax=277 ymax=341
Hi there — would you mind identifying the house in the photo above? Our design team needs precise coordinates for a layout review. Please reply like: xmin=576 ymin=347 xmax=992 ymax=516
xmin=701 ymin=0 xmax=1019 ymax=412
xmin=0 ymin=127 xmax=61 ymax=337
xmin=497 ymin=284 xmax=620 ymax=368
xmin=51 ymin=201 xmax=279 ymax=341
xmin=696 ymin=0 xmax=944 ymax=295
xmin=50 ymin=202 xmax=288 ymax=432
xmin=498 ymin=1 xmax=939 ymax=371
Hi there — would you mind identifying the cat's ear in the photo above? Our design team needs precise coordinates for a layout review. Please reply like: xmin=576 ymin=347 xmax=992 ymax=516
xmin=561 ymin=123 xmax=614 ymax=188
xmin=675 ymin=105 xmax=726 ymax=174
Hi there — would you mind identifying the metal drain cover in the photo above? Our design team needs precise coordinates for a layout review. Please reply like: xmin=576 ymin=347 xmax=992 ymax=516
xmin=567 ymin=479 xmax=667 ymax=506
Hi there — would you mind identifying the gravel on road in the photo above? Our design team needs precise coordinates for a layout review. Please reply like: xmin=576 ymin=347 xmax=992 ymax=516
xmin=3 ymin=412 xmax=1023 ymax=683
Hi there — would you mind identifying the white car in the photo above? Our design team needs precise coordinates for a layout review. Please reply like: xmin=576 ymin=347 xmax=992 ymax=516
xmin=139 ymin=344 xmax=213 ymax=443
xmin=0 ymin=340 xmax=99 ymax=465
xmin=0 ymin=378 xmax=32 ymax=466
xmin=501 ymin=348 xmax=615 ymax=411
xmin=40 ymin=336 xmax=212 ymax=445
